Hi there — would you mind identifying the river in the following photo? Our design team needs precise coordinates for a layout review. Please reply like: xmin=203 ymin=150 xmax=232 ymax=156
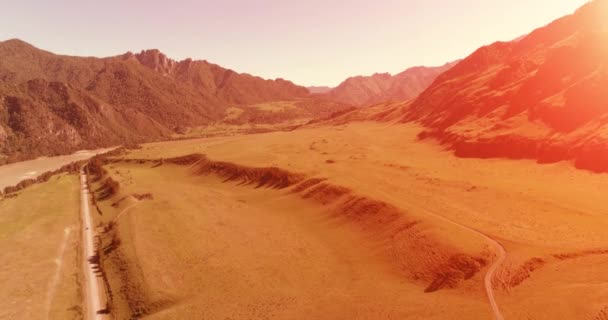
xmin=0 ymin=148 xmax=114 ymax=190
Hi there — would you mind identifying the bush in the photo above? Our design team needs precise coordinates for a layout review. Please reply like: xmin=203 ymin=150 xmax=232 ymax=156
xmin=87 ymin=157 xmax=107 ymax=179
xmin=97 ymin=177 xmax=120 ymax=200
xmin=133 ymin=193 xmax=153 ymax=200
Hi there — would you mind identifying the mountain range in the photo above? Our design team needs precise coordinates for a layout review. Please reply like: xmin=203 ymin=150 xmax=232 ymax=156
xmin=0 ymin=40 xmax=337 ymax=163
xmin=0 ymin=38 xmax=458 ymax=164
xmin=5 ymin=0 xmax=607 ymax=171
xmin=317 ymin=62 xmax=458 ymax=106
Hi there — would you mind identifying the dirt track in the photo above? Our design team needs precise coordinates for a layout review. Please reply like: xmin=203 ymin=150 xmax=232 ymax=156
xmin=80 ymin=170 xmax=106 ymax=320
xmin=485 ymin=240 xmax=506 ymax=320
xmin=44 ymin=227 xmax=72 ymax=320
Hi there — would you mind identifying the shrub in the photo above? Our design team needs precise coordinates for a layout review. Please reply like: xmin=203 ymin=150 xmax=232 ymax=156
xmin=87 ymin=157 xmax=107 ymax=179
xmin=133 ymin=193 xmax=153 ymax=200
xmin=97 ymin=177 xmax=120 ymax=200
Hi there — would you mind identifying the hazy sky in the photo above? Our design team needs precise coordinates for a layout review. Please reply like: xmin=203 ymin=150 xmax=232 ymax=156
xmin=0 ymin=0 xmax=589 ymax=86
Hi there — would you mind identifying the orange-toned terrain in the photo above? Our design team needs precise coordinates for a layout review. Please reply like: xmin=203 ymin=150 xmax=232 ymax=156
xmin=69 ymin=120 xmax=605 ymax=320
xmin=390 ymin=0 xmax=608 ymax=172
xmin=317 ymin=62 xmax=458 ymax=107
xmin=2 ymin=1 xmax=608 ymax=320
xmin=0 ymin=41 xmax=353 ymax=164
xmin=0 ymin=174 xmax=82 ymax=320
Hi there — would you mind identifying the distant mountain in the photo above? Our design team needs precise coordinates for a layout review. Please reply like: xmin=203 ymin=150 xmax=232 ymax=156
xmin=320 ymin=62 xmax=458 ymax=106
xmin=403 ymin=0 xmax=608 ymax=172
xmin=307 ymin=86 xmax=332 ymax=94
xmin=132 ymin=49 xmax=310 ymax=105
xmin=0 ymin=40 xmax=324 ymax=164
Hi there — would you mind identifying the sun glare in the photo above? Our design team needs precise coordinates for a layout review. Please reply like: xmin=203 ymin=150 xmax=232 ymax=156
xmin=2 ymin=1 xmax=608 ymax=320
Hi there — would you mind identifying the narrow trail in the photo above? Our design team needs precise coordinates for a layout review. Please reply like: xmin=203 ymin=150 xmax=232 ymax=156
xmin=44 ymin=227 xmax=72 ymax=320
xmin=417 ymin=206 xmax=506 ymax=320
xmin=485 ymin=240 xmax=506 ymax=320
xmin=377 ymin=190 xmax=506 ymax=320
xmin=114 ymin=202 xmax=139 ymax=222
xmin=80 ymin=170 xmax=105 ymax=320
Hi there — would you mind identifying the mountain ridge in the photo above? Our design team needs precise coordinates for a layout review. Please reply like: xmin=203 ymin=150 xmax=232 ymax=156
xmin=400 ymin=0 xmax=608 ymax=172
xmin=313 ymin=0 xmax=608 ymax=172
xmin=0 ymin=39 xmax=320 ymax=164
xmin=319 ymin=61 xmax=459 ymax=106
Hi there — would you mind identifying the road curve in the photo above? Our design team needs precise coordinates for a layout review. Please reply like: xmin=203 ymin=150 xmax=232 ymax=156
xmin=376 ymin=189 xmax=506 ymax=320
xmin=484 ymin=239 xmax=506 ymax=320
xmin=423 ymin=212 xmax=506 ymax=320
xmin=417 ymin=206 xmax=506 ymax=320
xmin=80 ymin=170 xmax=105 ymax=320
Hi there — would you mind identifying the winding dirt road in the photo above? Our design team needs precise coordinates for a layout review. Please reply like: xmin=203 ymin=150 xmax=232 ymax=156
xmin=426 ymin=211 xmax=506 ymax=320
xmin=420 ymin=206 xmax=506 ymax=320
xmin=484 ymin=240 xmax=506 ymax=320
xmin=378 ymin=190 xmax=506 ymax=319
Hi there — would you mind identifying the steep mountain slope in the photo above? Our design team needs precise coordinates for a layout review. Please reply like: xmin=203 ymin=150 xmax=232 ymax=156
xmin=0 ymin=40 xmax=314 ymax=163
xmin=400 ymin=0 xmax=608 ymax=172
xmin=320 ymin=62 xmax=458 ymax=106
xmin=133 ymin=49 xmax=309 ymax=105
xmin=0 ymin=79 xmax=167 ymax=162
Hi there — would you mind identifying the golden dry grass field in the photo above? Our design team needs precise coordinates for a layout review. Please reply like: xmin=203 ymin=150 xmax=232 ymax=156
xmin=79 ymin=121 xmax=608 ymax=319
xmin=0 ymin=174 xmax=83 ymax=320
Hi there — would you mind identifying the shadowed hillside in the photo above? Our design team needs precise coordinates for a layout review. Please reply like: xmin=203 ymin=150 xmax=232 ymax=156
xmin=395 ymin=0 xmax=608 ymax=172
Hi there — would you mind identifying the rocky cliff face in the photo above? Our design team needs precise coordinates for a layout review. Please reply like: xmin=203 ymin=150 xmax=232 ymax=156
xmin=134 ymin=49 xmax=177 ymax=75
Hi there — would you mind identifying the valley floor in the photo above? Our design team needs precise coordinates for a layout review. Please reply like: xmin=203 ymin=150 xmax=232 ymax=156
xmin=3 ymin=121 xmax=608 ymax=319
xmin=114 ymin=122 xmax=608 ymax=319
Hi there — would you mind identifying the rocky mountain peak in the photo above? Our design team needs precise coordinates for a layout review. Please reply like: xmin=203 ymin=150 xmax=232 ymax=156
xmin=134 ymin=49 xmax=177 ymax=75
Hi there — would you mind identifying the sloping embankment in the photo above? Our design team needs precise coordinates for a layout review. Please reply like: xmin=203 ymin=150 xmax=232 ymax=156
xmin=152 ymin=154 xmax=489 ymax=292
xmin=419 ymin=130 xmax=608 ymax=173
xmin=92 ymin=153 xmax=494 ymax=318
